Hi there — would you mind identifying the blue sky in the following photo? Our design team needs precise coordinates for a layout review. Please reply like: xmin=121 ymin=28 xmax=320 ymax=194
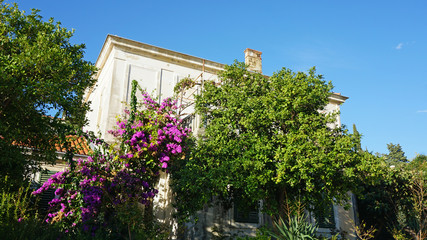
xmin=9 ymin=0 xmax=427 ymax=159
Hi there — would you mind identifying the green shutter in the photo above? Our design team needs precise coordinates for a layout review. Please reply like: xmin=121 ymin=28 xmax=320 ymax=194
xmin=38 ymin=170 xmax=57 ymax=213
xmin=315 ymin=203 xmax=335 ymax=229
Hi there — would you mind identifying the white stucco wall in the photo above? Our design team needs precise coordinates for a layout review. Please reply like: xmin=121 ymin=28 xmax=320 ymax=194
xmin=85 ymin=35 xmax=221 ymax=142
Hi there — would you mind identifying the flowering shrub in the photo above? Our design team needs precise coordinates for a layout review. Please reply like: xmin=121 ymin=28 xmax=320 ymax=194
xmin=32 ymin=81 xmax=190 ymax=236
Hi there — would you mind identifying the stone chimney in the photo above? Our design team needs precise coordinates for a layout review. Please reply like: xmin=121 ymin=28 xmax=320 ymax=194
xmin=244 ymin=48 xmax=262 ymax=73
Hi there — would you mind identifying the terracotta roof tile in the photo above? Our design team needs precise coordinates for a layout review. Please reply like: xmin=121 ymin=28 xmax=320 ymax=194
xmin=55 ymin=135 xmax=91 ymax=156
xmin=7 ymin=135 xmax=91 ymax=156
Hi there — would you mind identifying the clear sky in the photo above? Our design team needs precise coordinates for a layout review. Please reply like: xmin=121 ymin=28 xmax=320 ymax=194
xmin=8 ymin=0 xmax=427 ymax=159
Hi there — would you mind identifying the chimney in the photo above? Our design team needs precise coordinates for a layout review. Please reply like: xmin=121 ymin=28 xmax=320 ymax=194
xmin=244 ymin=48 xmax=262 ymax=73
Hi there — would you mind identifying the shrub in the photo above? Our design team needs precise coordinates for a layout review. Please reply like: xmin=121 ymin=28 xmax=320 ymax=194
xmin=266 ymin=214 xmax=318 ymax=240
xmin=31 ymin=81 xmax=191 ymax=238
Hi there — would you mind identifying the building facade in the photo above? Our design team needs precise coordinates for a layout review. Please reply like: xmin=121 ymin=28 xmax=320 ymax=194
xmin=84 ymin=35 xmax=357 ymax=239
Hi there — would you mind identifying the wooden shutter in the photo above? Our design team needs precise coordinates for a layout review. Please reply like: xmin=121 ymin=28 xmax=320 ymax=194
xmin=315 ymin=203 xmax=335 ymax=229
xmin=38 ymin=170 xmax=57 ymax=213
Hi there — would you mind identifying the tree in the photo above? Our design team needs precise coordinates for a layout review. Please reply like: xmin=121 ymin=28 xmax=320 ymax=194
xmin=0 ymin=2 xmax=96 ymax=185
xmin=405 ymin=154 xmax=427 ymax=240
xmin=356 ymin=155 xmax=412 ymax=240
xmin=409 ymin=154 xmax=427 ymax=172
xmin=357 ymin=149 xmax=426 ymax=240
xmin=353 ymin=124 xmax=362 ymax=152
xmin=171 ymin=62 xmax=366 ymax=223
xmin=384 ymin=143 xmax=408 ymax=166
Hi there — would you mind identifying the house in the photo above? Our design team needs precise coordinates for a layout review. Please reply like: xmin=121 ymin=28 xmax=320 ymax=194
xmin=84 ymin=35 xmax=357 ymax=239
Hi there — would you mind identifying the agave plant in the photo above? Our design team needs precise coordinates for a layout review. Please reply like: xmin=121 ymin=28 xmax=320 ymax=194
xmin=267 ymin=214 xmax=318 ymax=240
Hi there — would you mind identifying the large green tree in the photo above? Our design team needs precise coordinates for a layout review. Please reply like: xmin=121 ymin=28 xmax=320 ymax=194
xmin=172 ymin=62 xmax=368 ymax=223
xmin=384 ymin=143 xmax=408 ymax=166
xmin=356 ymin=155 xmax=412 ymax=240
xmin=357 ymin=146 xmax=426 ymax=240
xmin=0 ymin=2 xmax=96 ymax=185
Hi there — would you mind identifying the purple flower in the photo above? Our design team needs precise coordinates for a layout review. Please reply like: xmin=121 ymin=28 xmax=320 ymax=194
xmin=118 ymin=121 xmax=126 ymax=129
xmin=54 ymin=188 xmax=64 ymax=196
xmin=60 ymin=203 xmax=67 ymax=212
xmin=148 ymin=143 xmax=158 ymax=151
xmin=34 ymin=90 xmax=190 ymax=230
xmin=159 ymin=154 xmax=170 ymax=163
xmin=48 ymin=198 xmax=61 ymax=207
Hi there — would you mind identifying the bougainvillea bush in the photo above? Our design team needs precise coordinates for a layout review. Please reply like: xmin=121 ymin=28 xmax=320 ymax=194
xmin=32 ymin=81 xmax=191 ymax=238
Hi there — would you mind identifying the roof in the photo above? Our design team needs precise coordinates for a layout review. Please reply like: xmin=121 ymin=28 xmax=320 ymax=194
xmin=7 ymin=135 xmax=91 ymax=156
xmin=329 ymin=92 xmax=349 ymax=104
xmin=55 ymin=135 xmax=91 ymax=156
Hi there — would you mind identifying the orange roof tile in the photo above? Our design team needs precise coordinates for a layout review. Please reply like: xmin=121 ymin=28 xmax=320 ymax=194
xmin=55 ymin=135 xmax=91 ymax=156
xmin=6 ymin=135 xmax=91 ymax=156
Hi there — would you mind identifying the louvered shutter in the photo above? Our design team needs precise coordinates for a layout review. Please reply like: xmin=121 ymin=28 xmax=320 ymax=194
xmin=38 ymin=170 xmax=57 ymax=213
xmin=316 ymin=203 xmax=335 ymax=229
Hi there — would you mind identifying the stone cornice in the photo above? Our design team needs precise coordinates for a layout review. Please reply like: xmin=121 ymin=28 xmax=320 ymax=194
xmin=87 ymin=35 xmax=349 ymax=104
xmin=95 ymin=35 xmax=224 ymax=78
xmin=329 ymin=93 xmax=349 ymax=104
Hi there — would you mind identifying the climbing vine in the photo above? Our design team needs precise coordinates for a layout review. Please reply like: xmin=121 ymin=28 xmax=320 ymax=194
xmin=33 ymin=80 xmax=191 ymax=238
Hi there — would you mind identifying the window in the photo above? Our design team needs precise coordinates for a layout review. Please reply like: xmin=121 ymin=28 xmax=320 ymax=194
xmin=314 ymin=203 xmax=336 ymax=229
xmin=233 ymin=194 xmax=259 ymax=224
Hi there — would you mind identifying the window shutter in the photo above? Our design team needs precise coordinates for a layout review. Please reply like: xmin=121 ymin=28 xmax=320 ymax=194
xmin=38 ymin=170 xmax=57 ymax=213
xmin=316 ymin=203 xmax=335 ymax=229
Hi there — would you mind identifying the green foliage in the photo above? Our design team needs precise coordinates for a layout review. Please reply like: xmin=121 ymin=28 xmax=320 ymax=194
xmin=236 ymin=235 xmax=271 ymax=240
xmin=357 ymin=148 xmax=427 ymax=240
xmin=356 ymin=154 xmax=412 ymax=239
xmin=0 ymin=177 xmax=35 ymax=226
xmin=172 ymin=61 xmax=366 ymax=222
xmin=236 ymin=227 xmax=272 ymax=240
xmin=390 ymin=228 xmax=411 ymax=240
xmin=0 ymin=177 xmax=64 ymax=239
xmin=384 ymin=143 xmax=408 ymax=166
xmin=0 ymin=1 xmax=96 ymax=184
xmin=266 ymin=214 xmax=318 ymax=240
xmin=405 ymin=161 xmax=427 ymax=240
xmin=173 ymin=77 xmax=196 ymax=94
xmin=354 ymin=221 xmax=377 ymax=240
xmin=352 ymin=124 xmax=362 ymax=152
xmin=409 ymin=154 xmax=427 ymax=175
xmin=316 ymin=234 xmax=340 ymax=240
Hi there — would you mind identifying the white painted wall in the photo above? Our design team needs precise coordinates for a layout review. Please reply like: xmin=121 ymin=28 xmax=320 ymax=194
xmin=85 ymin=37 xmax=219 ymax=142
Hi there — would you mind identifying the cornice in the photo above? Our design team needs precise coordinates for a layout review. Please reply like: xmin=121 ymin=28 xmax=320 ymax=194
xmin=328 ymin=93 xmax=349 ymax=104
xmin=95 ymin=35 xmax=224 ymax=77
xmin=88 ymin=35 xmax=349 ymax=105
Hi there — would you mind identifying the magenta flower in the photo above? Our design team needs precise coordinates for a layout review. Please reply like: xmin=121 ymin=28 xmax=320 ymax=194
xmin=31 ymin=88 xmax=189 ymax=233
